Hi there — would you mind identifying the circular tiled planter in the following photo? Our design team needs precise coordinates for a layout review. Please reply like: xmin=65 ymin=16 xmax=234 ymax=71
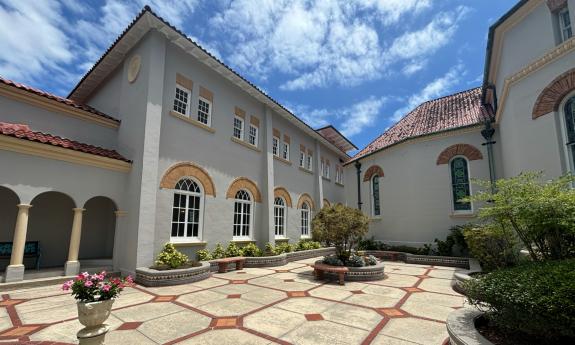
xmin=447 ymin=308 xmax=493 ymax=345
xmin=135 ymin=261 xmax=211 ymax=287
xmin=314 ymin=260 xmax=385 ymax=281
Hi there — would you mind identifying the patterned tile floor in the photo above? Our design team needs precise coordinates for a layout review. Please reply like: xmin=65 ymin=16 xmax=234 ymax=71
xmin=0 ymin=258 xmax=467 ymax=345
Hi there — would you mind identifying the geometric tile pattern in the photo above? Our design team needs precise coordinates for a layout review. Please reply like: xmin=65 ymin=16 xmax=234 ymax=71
xmin=0 ymin=258 xmax=466 ymax=344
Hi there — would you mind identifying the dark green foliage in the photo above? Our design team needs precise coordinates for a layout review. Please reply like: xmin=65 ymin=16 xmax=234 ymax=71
xmin=225 ymin=242 xmax=242 ymax=257
xmin=296 ymin=239 xmax=322 ymax=251
xmin=264 ymin=242 xmax=276 ymax=256
xmin=365 ymin=255 xmax=378 ymax=266
xmin=211 ymin=243 xmax=226 ymax=259
xmin=322 ymin=255 xmax=344 ymax=266
xmin=346 ymin=254 xmax=365 ymax=267
xmin=464 ymin=259 xmax=575 ymax=340
xmin=464 ymin=223 xmax=520 ymax=271
xmin=240 ymin=243 xmax=262 ymax=257
xmin=275 ymin=242 xmax=295 ymax=254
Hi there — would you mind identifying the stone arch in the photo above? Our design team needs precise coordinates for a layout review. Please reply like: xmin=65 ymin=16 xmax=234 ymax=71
xmin=226 ymin=177 xmax=262 ymax=202
xmin=363 ymin=165 xmax=384 ymax=182
xmin=274 ymin=187 xmax=292 ymax=207
xmin=0 ymin=187 xmax=20 ymax=265
xmin=533 ymin=68 xmax=575 ymax=119
xmin=160 ymin=162 xmax=216 ymax=196
xmin=323 ymin=199 xmax=331 ymax=207
xmin=297 ymin=193 xmax=315 ymax=210
xmin=80 ymin=196 xmax=118 ymax=260
xmin=436 ymin=144 xmax=483 ymax=165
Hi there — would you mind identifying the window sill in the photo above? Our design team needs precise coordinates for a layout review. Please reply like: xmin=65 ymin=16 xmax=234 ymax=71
xmin=274 ymin=155 xmax=292 ymax=166
xmin=171 ymin=241 xmax=207 ymax=247
xmin=231 ymin=238 xmax=256 ymax=244
xmin=300 ymin=235 xmax=311 ymax=239
xmin=449 ymin=213 xmax=476 ymax=219
xmin=170 ymin=110 xmax=215 ymax=133
xmin=231 ymin=137 xmax=261 ymax=152
xmin=335 ymin=182 xmax=344 ymax=187
xmin=298 ymin=166 xmax=313 ymax=174
xmin=274 ymin=237 xmax=290 ymax=242
xmin=370 ymin=216 xmax=382 ymax=222
xmin=322 ymin=176 xmax=331 ymax=181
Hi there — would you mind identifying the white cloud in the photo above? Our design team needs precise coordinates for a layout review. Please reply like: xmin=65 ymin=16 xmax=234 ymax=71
xmin=392 ymin=63 xmax=466 ymax=122
xmin=289 ymin=96 xmax=387 ymax=137
xmin=211 ymin=1 xmax=467 ymax=91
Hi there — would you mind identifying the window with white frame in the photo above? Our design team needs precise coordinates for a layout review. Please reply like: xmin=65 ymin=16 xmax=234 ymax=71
xmin=300 ymin=202 xmax=311 ymax=237
xmin=233 ymin=116 xmax=244 ymax=140
xmin=307 ymin=154 xmax=313 ymax=171
xmin=274 ymin=197 xmax=286 ymax=237
xmin=282 ymin=142 xmax=290 ymax=160
xmin=248 ymin=125 xmax=258 ymax=146
xmin=335 ymin=166 xmax=344 ymax=184
xmin=233 ymin=190 xmax=252 ymax=239
xmin=450 ymin=157 xmax=472 ymax=212
xmin=197 ymin=97 xmax=211 ymax=125
xmin=299 ymin=150 xmax=306 ymax=167
xmin=371 ymin=175 xmax=381 ymax=217
xmin=173 ymin=85 xmax=190 ymax=115
xmin=558 ymin=7 xmax=573 ymax=43
xmin=171 ymin=178 xmax=202 ymax=241
xmin=326 ymin=163 xmax=330 ymax=179
xmin=562 ymin=95 xmax=575 ymax=174
xmin=321 ymin=160 xmax=325 ymax=176
xmin=272 ymin=137 xmax=280 ymax=156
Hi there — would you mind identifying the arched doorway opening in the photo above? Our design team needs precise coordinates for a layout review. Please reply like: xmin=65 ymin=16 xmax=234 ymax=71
xmin=80 ymin=197 xmax=117 ymax=261
xmin=28 ymin=191 xmax=75 ymax=268
xmin=0 ymin=186 xmax=19 ymax=271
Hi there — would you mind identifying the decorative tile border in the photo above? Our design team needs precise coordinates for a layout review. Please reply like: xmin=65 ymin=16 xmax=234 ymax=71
xmin=364 ymin=250 xmax=470 ymax=268
xmin=135 ymin=262 xmax=211 ymax=287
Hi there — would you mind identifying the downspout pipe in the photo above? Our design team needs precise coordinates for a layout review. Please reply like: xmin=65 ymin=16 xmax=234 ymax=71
xmin=355 ymin=160 xmax=362 ymax=210
xmin=481 ymin=120 xmax=497 ymax=194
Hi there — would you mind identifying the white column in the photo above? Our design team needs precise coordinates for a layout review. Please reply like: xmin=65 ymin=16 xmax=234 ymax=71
xmin=64 ymin=208 xmax=85 ymax=276
xmin=315 ymin=140 xmax=324 ymax=208
xmin=263 ymin=106 xmax=276 ymax=245
xmin=4 ymin=204 xmax=33 ymax=282
xmin=112 ymin=210 xmax=127 ymax=272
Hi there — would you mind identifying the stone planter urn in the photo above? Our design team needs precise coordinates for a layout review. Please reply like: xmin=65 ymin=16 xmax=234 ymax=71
xmin=76 ymin=299 xmax=114 ymax=345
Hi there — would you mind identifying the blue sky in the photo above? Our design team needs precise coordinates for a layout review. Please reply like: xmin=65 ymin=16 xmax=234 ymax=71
xmin=0 ymin=0 xmax=517 ymax=151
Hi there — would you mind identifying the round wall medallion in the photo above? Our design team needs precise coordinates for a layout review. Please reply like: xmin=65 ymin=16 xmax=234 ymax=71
xmin=127 ymin=55 xmax=141 ymax=83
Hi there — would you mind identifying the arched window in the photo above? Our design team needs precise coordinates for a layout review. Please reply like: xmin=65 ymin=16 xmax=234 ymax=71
xmin=563 ymin=96 xmax=575 ymax=173
xmin=274 ymin=197 xmax=286 ymax=237
xmin=233 ymin=190 xmax=252 ymax=239
xmin=371 ymin=175 xmax=381 ymax=217
xmin=300 ymin=202 xmax=311 ymax=237
xmin=450 ymin=157 xmax=472 ymax=212
xmin=172 ymin=178 xmax=203 ymax=241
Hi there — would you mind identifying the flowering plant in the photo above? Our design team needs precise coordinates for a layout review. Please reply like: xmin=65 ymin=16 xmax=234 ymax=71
xmin=62 ymin=271 xmax=134 ymax=303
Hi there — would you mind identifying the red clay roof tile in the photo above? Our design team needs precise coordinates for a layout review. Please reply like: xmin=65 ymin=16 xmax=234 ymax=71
xmin=0 ymin=122 xmax=131 ymax=162
xmin=351 ymin=87 xmax=493 ymax=162
xmin=0 ymin=76 xmax=119 ymax=124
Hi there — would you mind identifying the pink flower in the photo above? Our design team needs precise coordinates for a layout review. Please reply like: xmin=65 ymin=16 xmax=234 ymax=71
xmin=76 ymin=274 xmax=85 ymax=281
xmin=84 ymin=280 xmax=93 ymax=288
xmin=125 ymin=276 xmax=134 ymax=284
xmin=62 ymin=280 xmax=73 ymax=291
xmin=101 ymin=284 xmax=111 ymax=292
xmin=81 ymin=272 xmax=90 ymax=279
xmin=100 ymin=271 xmax=107 ymax=277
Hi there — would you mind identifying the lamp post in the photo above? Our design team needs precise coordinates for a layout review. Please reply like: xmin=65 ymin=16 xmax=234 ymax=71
xmin=355 ymin=160 xmax=362 ymax=210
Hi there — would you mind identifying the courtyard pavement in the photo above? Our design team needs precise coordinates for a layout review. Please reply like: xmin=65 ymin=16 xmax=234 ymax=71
xmin=0 ymin=258 xmax=466 ymax=344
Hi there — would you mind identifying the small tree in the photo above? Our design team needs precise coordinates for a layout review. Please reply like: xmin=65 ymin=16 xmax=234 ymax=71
xmin=468 ymin=172 xmax=575 ymax=261
xmin=312 ymin=204 xmax=369 ymax=263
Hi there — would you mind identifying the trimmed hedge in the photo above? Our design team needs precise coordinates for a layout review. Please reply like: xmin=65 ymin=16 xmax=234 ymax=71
xmin=464 ymin=259 xmax=575 ymax=340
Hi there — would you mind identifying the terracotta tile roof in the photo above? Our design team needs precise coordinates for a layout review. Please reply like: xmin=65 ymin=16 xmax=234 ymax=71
xmin=351 ymin=87 xmax=493 ymax=162
xmin=0 ymin=76 xmax=120 ymax=124
xmin=0 ymin=122 xmax=131 ymax=162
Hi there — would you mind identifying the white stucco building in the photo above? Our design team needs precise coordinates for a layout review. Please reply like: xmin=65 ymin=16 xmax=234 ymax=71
xmin=1 ymin=0 xmax=574 ymax=283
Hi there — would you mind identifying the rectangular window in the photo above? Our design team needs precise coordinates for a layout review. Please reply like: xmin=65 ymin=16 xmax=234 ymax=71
xmin=335 ymin=166 xmax=343 ymax=184
xmin=301 ymin=208 xmax=310 ymax=237
xmin=272 ymin=137 xmax=280 ymax=156
xmin=173 ymin=85 xmax=190 ymax=115
xmin=274 ymin=206 xmax=285 ymax=236
xmin=282 ymin=142 xmax=290 ymax=160
xmin=307 ymin=155 xmax=313 ymax=171
xmin=321 ymin=160 xmax=325 ymax=176
xmin=299 ymin=151 xmax=306 ymax=167
xmin=326 ymin=163 xmax=330 ymax=179
xmin=248 ymin=125 xmax=258 ymax=146
xmin=197 ymin=98 xmax=211 ymax=125
xmin=559 ymin=7 xmax=573 ymax=43
xmin=233 ymin=116 xmax=244 ymax=140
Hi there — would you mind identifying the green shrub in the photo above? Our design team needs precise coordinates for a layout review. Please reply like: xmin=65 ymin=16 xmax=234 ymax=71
xmin=295 ymin=240 xmax=321 ymax=251
xmin=155 ymin=243 xmax=189 ymax=269
xmin=275 ymin=242 xmax=294 ymax=254
xmin=464 ymin=223 xmax=520 ymax=271
xmin=264 ymin=242 xmax=276 ymax=256
xmin=346 ymin=254 xmax=365 ymax=267
xmin=464 ymin=259 xmax=575 ymax=340
xmin=240 ymin=243 xmax=262 ymax=257
xmin=322 ymin=255 xmax=344 ymax=266
xmin=312 ymin=204 xmax=369 ymax=263
xmin=365 ymin=255 xmax=378 ymax=266
xmin=225 ymin=242 xmax=242 ymax=257
xmin=468 ymin=172 xmax=575 ymax=261
xmin=196 ymin=249 xmax=212 ymax=261
xmin=357 ymin=237 xmax=380 ymax=250
xmin=211 ymin=243 xmax=226 ymax=259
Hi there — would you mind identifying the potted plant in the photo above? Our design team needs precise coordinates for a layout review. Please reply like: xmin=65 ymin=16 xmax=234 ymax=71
xmin=62 ymin=271 xmax=133 ymax=342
